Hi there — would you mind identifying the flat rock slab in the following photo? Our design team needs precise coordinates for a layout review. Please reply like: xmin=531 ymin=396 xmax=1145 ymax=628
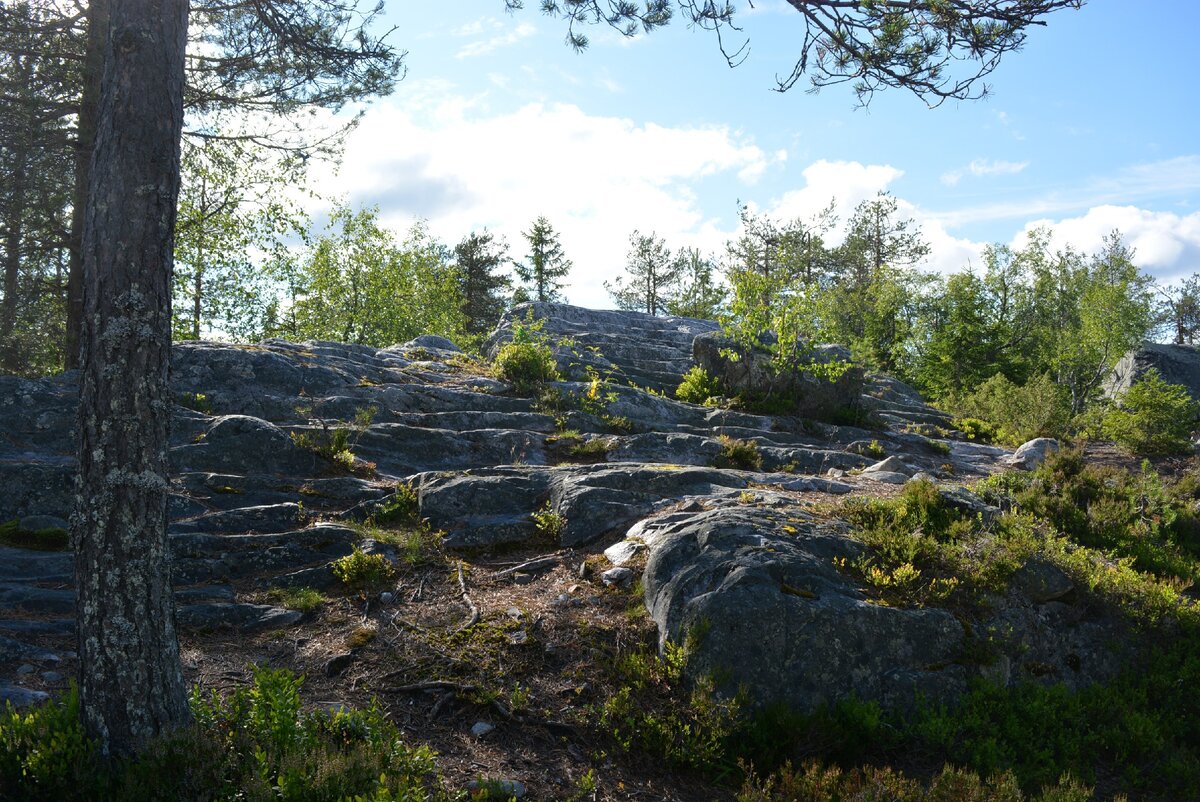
xmin=0 ymin=683 xmax=49 ymax=708
xmin=177 ymin=603 xmax=303 ymax=632
xmin=642 ymin=505 xmax=968 ymax=713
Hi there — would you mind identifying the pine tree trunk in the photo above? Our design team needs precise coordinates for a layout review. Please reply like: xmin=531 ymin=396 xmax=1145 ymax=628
xmin=64 ymin=0 xmax=109 ymax=371
xmin=73 ymin=0 xmax=191 ymax=756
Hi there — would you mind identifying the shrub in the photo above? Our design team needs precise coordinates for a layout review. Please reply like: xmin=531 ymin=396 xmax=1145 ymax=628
xmin=675 ymin=366 xmax=724 ymax=405
xmin=1102 ymin=368 xmax=1198 ymax=456
xmin=713 ymin=435 xmax=763 ymax=471
xmin=948 ymin=373 xmax=1070 ymax=445
xmin=290 ymin=405 xmax=377 ymax=476
xmin=955 ymin=416 xmax=998 ymax=443
xmin=332 ymin=546 xmax=396 ymax=592
xmin=492 ymin=319 xmax=561 ymax=398
xmin=369 ymin=482 xmax=420 ymax=527
xmin=2 ymin=669 xmax=450 ymax=802
xmin=531 ymin=501 xmax=566 ymax=540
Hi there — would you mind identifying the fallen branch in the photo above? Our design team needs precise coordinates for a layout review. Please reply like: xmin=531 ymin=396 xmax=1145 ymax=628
xmin=454 ymin=560 xmax=480 ymax=633
xmin=490 ymin=555 xmax=561 ymax=578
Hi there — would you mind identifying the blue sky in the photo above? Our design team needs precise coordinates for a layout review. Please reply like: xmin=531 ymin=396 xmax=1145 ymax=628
xmin=312 ymin=0 xmax=1200 ymax=308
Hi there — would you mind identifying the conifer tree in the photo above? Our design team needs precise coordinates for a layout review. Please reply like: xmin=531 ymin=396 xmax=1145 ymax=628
xmin=454 ymin=230 xmax=512 ymax=338
xmin=516 ymin=216 xmax=571 ymax=303
xmin=605 ymin=230 xmax=681 ymax=315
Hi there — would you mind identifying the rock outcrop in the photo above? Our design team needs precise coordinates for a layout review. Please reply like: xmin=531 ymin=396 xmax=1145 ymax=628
xmin=485 ymin=302 xmax=718 ymax=393
xmin=3 ymin=303 xmax=1127 ymax=716
xmin=1106 ymin=342 xmax=1200 ymax=402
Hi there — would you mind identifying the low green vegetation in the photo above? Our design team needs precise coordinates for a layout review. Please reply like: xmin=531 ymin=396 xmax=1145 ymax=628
xmin=713 ymin=435 xmax=763 ymax=471
xmin=266 ymin=587 xmax=326 ymax=613
xmin=176 ymin=391 xmax=213 ymax=414
xmin=1102 ymin=368 xmax=1198 ymax=455
xmin=493 ymin=340 xmax=558 ymax=395
xmin=675 ymin=365 xmax=724 ymax=405
xmin=331 ymin=546 xmax=396 ymax=593
xmin=530 ymin=501 xmax=566 ymax=541
xmin=493 ymin=312 xmax=560 ymax=395
xmin=0 ymin=520 xmax=69 ymax=551
xmin=291 ymin=405 xmax=377 ymax=476
xmin=943 ymin=373 xmax=1070 ymax=446
xmin=0 ymin=667 xmax=452 ymax=802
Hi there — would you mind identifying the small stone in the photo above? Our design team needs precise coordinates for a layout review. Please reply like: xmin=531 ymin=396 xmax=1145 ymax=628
xmin=863 ymin=470 xmax=910 ymax=484
xmin=324 ymin=652 xmax=355 ymax=678
xmin=15 ymin=664 xmax=35 ymax=676
xmin=601 ymin=567 xmax=634 ymax=588
xmin=863 ymin=456 xmax=913 ymax=476
xmin=505 ymin=606 xmax=524 ymax=621
xmin=470 ymin=721 xmax=495 ymax=737
xmin=508 ymin=629 xmax=529 ymax=645
xmin=568 ymin=583 xmax=581 ymax=594
xmin=578 ymin=560 xmax=589 ymax=578
xmin=378 ymin=591 xmax=395 ymax=605
xmin=512 ymin=572 xmax=535 ymax=585
xmin=40 ymin=671 xmax=63 ymax=683
xmin=603 ymin=540 xmax=645 ymax=566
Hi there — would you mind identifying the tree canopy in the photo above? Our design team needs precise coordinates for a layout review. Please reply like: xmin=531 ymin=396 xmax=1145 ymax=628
xmin=511 ymin=0 xmax=1084 ymax=106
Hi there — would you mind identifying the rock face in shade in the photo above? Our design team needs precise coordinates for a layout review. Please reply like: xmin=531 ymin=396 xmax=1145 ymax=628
xmin=1105 ymin=342 xmax=1200 ymax=404
xmin=485 ymin=302 xmax=719 ymax=393
xmin=6 ymin=303 xmax=1126 ymax=719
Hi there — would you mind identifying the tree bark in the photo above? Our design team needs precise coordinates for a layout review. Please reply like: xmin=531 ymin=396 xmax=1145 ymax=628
xmin=64 ymin=0 xmax=108 ymax=371
xmin=73 ymin=0 xmax=191 ymax=756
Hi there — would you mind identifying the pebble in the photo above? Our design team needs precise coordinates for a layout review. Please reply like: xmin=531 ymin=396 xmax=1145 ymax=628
xmin=601 ymin=567 xmax=635 ymax=588
xmin=41 ymin=671 xmax=63 ymax=683
xmin=378 ymin=591 xmax=395 ymax=605
xmin=15 ymin=664 xmax=34 ymax=676
xmin=470 ymin=721 xmax=495 ymax=737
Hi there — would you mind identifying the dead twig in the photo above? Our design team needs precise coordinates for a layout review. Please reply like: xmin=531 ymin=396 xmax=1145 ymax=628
xmin=490 ymin=555 xmax=561 ymax=578
xmin=454 ymin=560 xmax=480 ymax=633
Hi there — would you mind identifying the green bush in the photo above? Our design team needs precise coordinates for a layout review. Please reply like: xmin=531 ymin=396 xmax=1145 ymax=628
xmin=530 ymin=501 xmax=566 ymax=540
xmin=948 ymin=373 xmax=1070 ymax=445
xmin=675 ymin=366 xmax=724 ymax=405
xmin=1 ymin=668 xmax=450 ymax=802
xmin=955 ymin=416 xmax=999 ymax=443
xmin=713 ymin=435 xmax=763 ymax=471
xmin=1102 ymin=368 xmax=1198 ymax=455
xmin=331 ymin=546 xmax=396 ymax=593
xmin=737 ymin=760 xmax=1093 ymax=802
xmin=494 ymin=341 xmax=559 ymax=395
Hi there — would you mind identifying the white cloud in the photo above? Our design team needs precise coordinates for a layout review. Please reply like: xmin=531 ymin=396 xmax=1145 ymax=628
xmin=931 ymin=156 xmax=1200 ymax=228
xmin=322 ymin=89 xmax=773 ymax=308
xmin=942 ymin=157 xmax=1029 ymax=186
xmin=768 ymin=159 xmax=904 ymax=227
xmin=456 ymin=22 xmax=537 ymax=59
xmin=1013 ymin=205 xmax=1200 ymax=283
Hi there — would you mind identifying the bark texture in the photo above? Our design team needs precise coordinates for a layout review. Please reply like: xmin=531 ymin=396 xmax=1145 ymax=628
xmin=64 ymin=0 xmax=108 ymax=371
xmin=73 ymin=0 xmax=191 ymax=755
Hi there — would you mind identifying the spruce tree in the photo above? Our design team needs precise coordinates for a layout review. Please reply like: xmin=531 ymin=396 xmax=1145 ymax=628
xmin=516 ymin=216 xmax=571 ymax=303
xmin=454 ymin=230 xmax=512 ymax=337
